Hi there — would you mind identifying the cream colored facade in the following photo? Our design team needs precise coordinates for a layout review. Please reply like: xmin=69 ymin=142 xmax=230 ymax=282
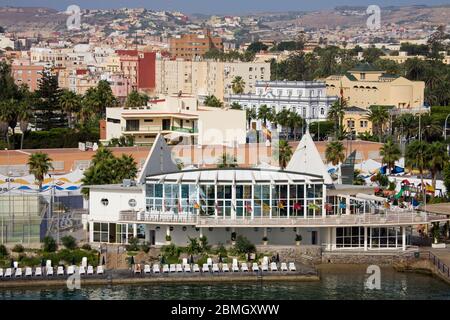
xmin=155 ymin=58 xmax=270 ymax=101
xmin=326 ymin=65 xmax=425 ymax=109
xmin=381 ymin=51 xmax=450 ymax=65
xmin=104 ymin=95 xmax=246 ymax=146
xmin=342 ymin=107 xmax=373 ymax=135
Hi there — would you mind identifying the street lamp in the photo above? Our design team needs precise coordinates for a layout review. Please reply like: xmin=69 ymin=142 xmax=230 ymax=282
xmin=443 ymin=113 xmax=450 ymax=141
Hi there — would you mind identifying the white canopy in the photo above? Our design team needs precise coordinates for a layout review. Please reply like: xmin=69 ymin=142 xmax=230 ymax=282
xmin=286 ymin=132 xmax=333 ymax=184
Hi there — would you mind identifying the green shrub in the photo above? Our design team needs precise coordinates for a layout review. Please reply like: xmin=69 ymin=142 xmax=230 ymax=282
xmin=18 ymin=255 xmax=41 ymax=267
xmin=295 ymin=234 xmax=303 ymax=242
xmin=12 ymin=244 xmax=25 ymax=253
xmin=199 ymin=236 xmax=211 ymax=252
xmin=0 ymin=245 xmax=8 ymax=258
xmin=140 ymin=242 xmax=150 ymax=254
xmin=161 ymin=244 xmax=180 ymax=258
xmin=43 ymin=236 xmax=58 ymax=253
xmin=165 ymin=235 xmax=172 ymax=242
xmin=196 ymin=254 xmax=209 ymax=266
xmin=186 ymin=237 xmax=201 ymax=254
xmin=234 ymin=235 xmax=256 ymax=254
xmin=61 ymin=235 xmax=77 ymax=250
xmin=126 ymin=237 xmax=139 ymax=251
xmin=81 ymin=243 xmax=92 ymax=251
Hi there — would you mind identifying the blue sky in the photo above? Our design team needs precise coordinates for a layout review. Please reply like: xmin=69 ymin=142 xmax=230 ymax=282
xmin=0 ymin=0 xmax=448 ymax=14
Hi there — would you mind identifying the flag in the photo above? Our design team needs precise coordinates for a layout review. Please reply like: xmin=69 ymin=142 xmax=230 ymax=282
xmin=215 ymin=202 xmax=221 ymax=214
xmin=245 ymin=201 xmax=252 ymax=213
xmin=325 ymin=203 xmax=333 ymax=212
xmin=278 ymin=201 xmax=285 ymax=209
xmin=194 ymin=202 xmax=200 ymax=210
xmin=178 ymin=200 xmax=182 ymax=213
xmin=293 ymin=202 xmax=302 ymax=211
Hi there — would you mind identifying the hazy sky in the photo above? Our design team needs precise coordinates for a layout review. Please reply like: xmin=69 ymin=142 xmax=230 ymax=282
xmin=0 ymin=0 xmax=448 ymax=14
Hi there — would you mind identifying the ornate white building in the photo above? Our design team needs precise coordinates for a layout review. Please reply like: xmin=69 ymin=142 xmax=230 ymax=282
xmin=227 ymin=80 xmax=338 ymax=127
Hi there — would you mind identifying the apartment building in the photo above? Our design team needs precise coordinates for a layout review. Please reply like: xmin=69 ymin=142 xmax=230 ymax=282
xmin=11 ymin=64 xmax=44 ymax=91
xmin=169 ymin=30 xmax=223 ymax=60
xmin=155 ymin=58 xmax=271 ymax=101
xmin=325 ymin=63 xmax=425 ymax=109
xmin=103 ymin=95 xmax=246 ymax=146
xmin=116 ymin=50 xmax=156 ymax=93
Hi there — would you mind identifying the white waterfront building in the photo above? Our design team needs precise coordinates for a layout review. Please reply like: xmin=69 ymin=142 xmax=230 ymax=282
xmin=227 ymin=80 xmax=338 ymax=129
xmin=86 ymin=134 xmax=448 ymax=251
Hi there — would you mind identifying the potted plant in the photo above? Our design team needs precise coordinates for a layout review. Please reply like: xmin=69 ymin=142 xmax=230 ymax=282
xmin=295 ymin=234 xmax=302 ymax=246
xmin=262 ymin=236 xmax=268 ymax=246
xmin=165 ymin=235 xmax=172 ymax=245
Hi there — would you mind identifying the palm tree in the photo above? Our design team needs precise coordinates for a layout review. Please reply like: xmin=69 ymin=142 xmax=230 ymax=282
xmin=92 ymin=147 xmax=114 ymax=166
xmin=394 ymin=114 xmax=417 ymax=142
xmin=59 ymin=89 xmax=81 ymax=128
xmin=257 ymin=105 xmax=271 ymax=127
xmin=276 ymin=140 xmax=293 ymax=170
xmin=17 ymin=102 xmax=32 ymax=150
xmin=327 ymin=100 xmax=346 ymax=137
xmin=126 ymin=90 xmax=149 ymax=109
xmin=77 ymin=106 xmax=94 ymax=125
xmin=366 ymin=106 xmax=389 ymax=141
xmin=405 ymin=140 xmax=428 ymax=190
xmin=420 ymin=114 xmax=442 ymax=142
xmin=276 ymin=109 xmax=291 ymax=136
xmin=325 ymin=141 xmax=346 ymax=166
xmin=380 ymin=138 xmax=401 ymax=174
xmin=118 ymin=154 xmax=138 ymax=179
xmin=230 ymin=102 xmax=243 ymax=110
xmin=28 ymin=152 xmax=53 ymax=190
xmin=287 ymin=111 xmax=303 ymax=140
xmin=204 ymin=95 xmax=223 ymax=108
xmin=0 ymin=101 xmax=10 ymax=147
xmin=217 ymin=153 xmax=238 ymax=168
xmin=427 ymin=142 xmax=449 ymax=195
xmin=231 ymin=76 xmax=246 ymax=94
xmin=246 ymin=107 xmax=257 ymax=130
xmin=267 ymin=107 xmax=278 ymax=129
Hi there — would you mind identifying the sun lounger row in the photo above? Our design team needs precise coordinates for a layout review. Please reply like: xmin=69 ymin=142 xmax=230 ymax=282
xmin=133 ymin=261 xmax=297 ymax=275
xmin=0 ymin=266 xmax=105 ymax=278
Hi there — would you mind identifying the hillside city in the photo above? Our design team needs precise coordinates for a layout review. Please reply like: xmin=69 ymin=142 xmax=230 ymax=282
xmin=0 ymin=4 xmax=449 ymax=299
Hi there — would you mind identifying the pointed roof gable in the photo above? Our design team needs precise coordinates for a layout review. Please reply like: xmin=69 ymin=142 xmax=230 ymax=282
xmin=137 ymin=133 xmax=179 ymax=184
xmin=286 ymin=132 xmax=333 ymax=184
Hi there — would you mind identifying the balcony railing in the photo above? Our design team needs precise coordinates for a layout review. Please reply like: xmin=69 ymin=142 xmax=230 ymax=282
xmin=118 ymin=210 xmax=448 ymax=227
xmin=171 ymin=126 xmax=198 ymax=134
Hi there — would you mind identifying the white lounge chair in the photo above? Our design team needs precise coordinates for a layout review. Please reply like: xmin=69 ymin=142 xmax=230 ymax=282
xmin=134 ymin=265 xmax=142 ymax=274
xmin=0 ymin=268 xmax=3 ymax=277
xmin=169 ymin=264 xmax=176 ymax=273
xmin=67 ymin=266 xmax=75 ymax=275
xmin=25 ymin=267 xmax=32 ymax=277
xmin=46 ymin=260 xmax=52 ymax=269
xmin=13 ymin=261 xmax=18 ymax=269
xmin=87 ymin=266 xmax=94 ymax=275
xmin=35 ymin=267 xmax=42 ymax=277
xmin=241 ymin=263 xmax=249 ymax=272
xmin=202 ymin=264 xmax=209 ymax=273
xmin=81 ymin=257 xmax=87 ymax=268
xmin=4 ymin=268 xmax=12 ymax=277
xmin=232 ymin=259 xmax=239 ymax=272
xmin=15 ymin=268 xmax=22 ymax=277
xmin=97 ymin=266 xmax=104 ymax=275
xmin=261 ymin=263 xmax=269 ymax=272
xmin=144 ymin=265 xmax=151 ymax=274
xmin=289 ymin=262 xmax=296 ymax=272
xmin=46 ymin=267 xmax=54 ymax=276
xmin=263 ymin=257 xmax=269 ymax=266
xmin=57 ymin=266 xmax=64 ymax=276
xmin=270 ymin=262 xmax=278 ymax=272
xmin=222 ymin=264 xmax=230 ymax=272
xmin=281 ymin=263 xmax=288 ymax=272
xmin=212 ymin=264 xmax=220 ymax=273
xmin=252 ymin=263 xmax=259 ymax=272
xmin=207 ymin=258 xmax=213 ymax=266
xmin=182 ymin=258 xmax=188 ymax=265
xmin=79 ymin=266 xmax=86 ymax=275
xmin=184 ymin=264 xmax=191 ymax=272
xmin=193 ymin=264 xmax=200 ymax=273
xmin=176 ymin=264 xmax=183 ymax=273
xmin=153 ymin=264 xmax=161 ymax=274
xmin=162 ymin=264 xmax=169 ymax=273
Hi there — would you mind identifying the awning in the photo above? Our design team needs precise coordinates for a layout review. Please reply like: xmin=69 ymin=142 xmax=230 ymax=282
xmin=355 ymin=193 xmax=386 ymax=202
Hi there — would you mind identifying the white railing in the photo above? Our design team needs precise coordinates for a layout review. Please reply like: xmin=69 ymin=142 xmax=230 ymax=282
xmin=119 ymin=210 xmax=448 ymax=226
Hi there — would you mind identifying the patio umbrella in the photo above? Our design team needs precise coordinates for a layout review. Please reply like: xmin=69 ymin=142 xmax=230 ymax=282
xmin=102 ymin=256 xmax=106 ymax=266
xmin=190 ymin=255 xmax=194 ymax=264
xmin=10 ymin=259 xmax=14 ymax=268
xmin=130 ymin=256 xmax=135 ymax=265
xmin=276 ymin=253 xmax=280 ymax=263
xmin=71 ymin=257 xmax=76 ymax=266
xmin=218 ymin=255 xmax=223 ymax=263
